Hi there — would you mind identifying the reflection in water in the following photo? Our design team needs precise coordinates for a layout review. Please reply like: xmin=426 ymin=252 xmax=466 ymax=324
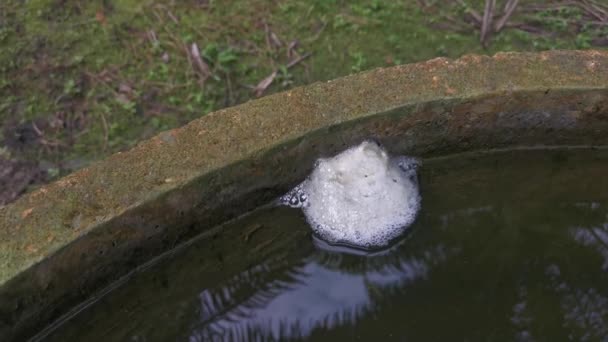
xmin=511 ymin=286 xmax=535 ymax=342
xmin=571 ymin=225 xmax=608 ymax=271
xmin=506 ymin=215 xmax=608 ymax=342
xmin=563 ymin=287 xmax=608 ymax=341
xmin=191 ymin=199 xmax=608 ymax=341
xmin=564 ymin=210 xmax=608 ymax=341
xmin=191 ymin=245 xmax=451 ymax=341
xmin=546 ymin=264 xmax=608 ymax=341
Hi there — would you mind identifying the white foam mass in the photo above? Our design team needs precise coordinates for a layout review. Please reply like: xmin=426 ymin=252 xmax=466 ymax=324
xmin=281 ymin=141 xmax=421 ymax=248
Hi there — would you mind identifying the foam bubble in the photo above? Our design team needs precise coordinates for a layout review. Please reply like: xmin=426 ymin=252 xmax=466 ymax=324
xmin=280 ymin=140 xmax=421 ymax=249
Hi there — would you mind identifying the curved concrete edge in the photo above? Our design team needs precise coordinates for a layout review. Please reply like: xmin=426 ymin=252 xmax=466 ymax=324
xmin=1 ymin=50 xmax=607 ymax=339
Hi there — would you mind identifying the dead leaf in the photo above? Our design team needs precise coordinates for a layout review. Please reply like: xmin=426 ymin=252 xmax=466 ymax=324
xmin=253 ymin=71 xmax=277 ymax=97
xmin=190 ymin=43 xmax=211 ymax=81
xmin=269 ymin=32 xmax=283 ymax=48
xmin=118 ymin=83 xmax=133 ymax=94
xmin=21 ymin=207 xmax=33 ymax=219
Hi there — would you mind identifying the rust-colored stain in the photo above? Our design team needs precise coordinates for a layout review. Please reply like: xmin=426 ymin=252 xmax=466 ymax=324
xmin=1 ymin=50 xmax=608 ymax=341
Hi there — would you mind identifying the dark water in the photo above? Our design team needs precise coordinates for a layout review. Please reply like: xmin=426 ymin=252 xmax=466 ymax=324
xmin=39 ymin=148 xmax=608 ymax=341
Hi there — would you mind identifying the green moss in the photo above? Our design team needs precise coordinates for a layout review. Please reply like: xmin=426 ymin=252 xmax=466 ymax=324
xmin=1 ymin=0 xmax=606 ymax=182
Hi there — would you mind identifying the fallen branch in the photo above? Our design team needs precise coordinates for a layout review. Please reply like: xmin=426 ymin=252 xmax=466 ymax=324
xmin=577 ymin=0 xmax=607 ymax=21
xmin=457 ymin=0 xmax=483 ymax=24
xmin=495 ymin=0 xmax=519 ymax=32
xmin=480 ymin=0 xmax=496 ymax=47
xmin=286 ymin=52 xmax=311 ymax=69
xmin=435 ymin=0 xmax=605 ymax=49
xmin=505 ymin=22 xmax=549 ymax=34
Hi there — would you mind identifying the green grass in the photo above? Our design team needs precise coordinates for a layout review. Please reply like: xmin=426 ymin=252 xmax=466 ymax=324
xmin=0 ymin=0 xmax=606 ymax=185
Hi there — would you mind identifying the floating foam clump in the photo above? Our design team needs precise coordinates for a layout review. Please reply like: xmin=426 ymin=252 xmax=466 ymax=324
xmin=281 ymin=140 xmax=421 ymax=249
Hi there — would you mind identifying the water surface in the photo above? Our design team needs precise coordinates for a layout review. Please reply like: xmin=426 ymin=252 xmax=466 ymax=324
xmin=41 ymin=148 xmax=608 ymax=341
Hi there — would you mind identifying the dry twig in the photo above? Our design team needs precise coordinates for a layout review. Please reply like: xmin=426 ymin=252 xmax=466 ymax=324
xmin=286 ymin=52 xmax=312 ymax=68
xmin=480 ymin=0 xmax=496 ymax=47
xmin=495 ymin=0 xmax=519 ymax=32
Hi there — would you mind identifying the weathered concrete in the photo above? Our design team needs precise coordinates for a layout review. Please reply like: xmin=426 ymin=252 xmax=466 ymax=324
xmin=1 ymin=50 xmax=608 ymax=340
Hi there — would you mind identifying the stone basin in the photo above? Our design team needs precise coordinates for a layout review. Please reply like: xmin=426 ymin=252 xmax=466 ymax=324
xmin=1 ymin=50 xmax=607 ymax=341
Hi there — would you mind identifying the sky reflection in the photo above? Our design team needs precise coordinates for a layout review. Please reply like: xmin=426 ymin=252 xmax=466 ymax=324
xmin=191 ymin=245 xmax=450 ymax=341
